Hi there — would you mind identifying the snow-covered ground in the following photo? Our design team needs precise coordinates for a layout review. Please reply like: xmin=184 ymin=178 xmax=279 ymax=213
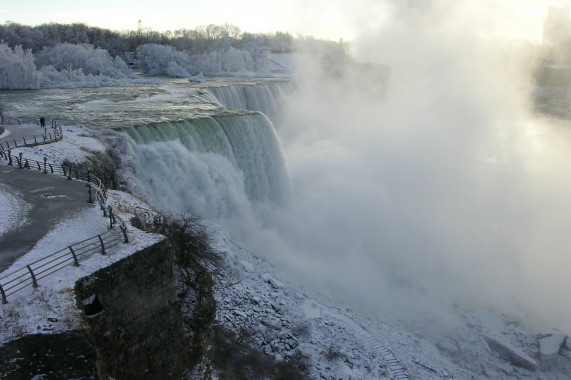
xmin=0 ymin=126 xmax=164 ymax=343
xmin=0 ymin=189 xmax=164 ymax=344
xmin=0 ymin=184 xmax=31 ymax=238
xmin=4 ymin=124 xmax=107 ymax=164
xmin=208 ymin=222 xmax=571 ymax=379
xmin=1 ymin=126 xmax=570 ymax=379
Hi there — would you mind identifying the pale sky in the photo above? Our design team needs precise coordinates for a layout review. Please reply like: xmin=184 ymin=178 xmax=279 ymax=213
xmin=0 ymin=0 xmax=567 ymax=42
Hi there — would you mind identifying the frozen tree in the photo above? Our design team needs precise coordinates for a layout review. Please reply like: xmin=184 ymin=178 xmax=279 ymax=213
xmin=135 ymin=43 xmax=193 ymax=77
xmin=35 ymin=43 xmax=132 ymax=79
xmin=0 ymin=42 xmax=40 ymax=89
xmin=190 ymin=47 xmax=262 ymax=75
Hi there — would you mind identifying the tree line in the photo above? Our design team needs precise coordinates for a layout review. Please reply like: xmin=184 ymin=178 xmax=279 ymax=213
xmin=0 ymin=21 xmax=343 ymax=60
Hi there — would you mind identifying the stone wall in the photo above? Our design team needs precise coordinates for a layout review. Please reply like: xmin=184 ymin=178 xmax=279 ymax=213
xmin=75 ymin=238 xmax=192 ymax=379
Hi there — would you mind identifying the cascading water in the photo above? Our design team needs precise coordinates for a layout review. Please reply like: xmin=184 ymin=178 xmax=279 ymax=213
xmin=123 ymin=112 xmax=293 ymax=221
xmin=205 ymin=81 xmax=295 ymax=125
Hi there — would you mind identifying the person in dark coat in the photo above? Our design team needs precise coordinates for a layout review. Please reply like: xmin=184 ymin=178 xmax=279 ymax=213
xmin=39 ymin=117 xmax=45 ymax=128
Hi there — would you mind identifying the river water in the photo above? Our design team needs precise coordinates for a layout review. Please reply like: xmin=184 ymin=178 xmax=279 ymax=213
xmin=0 ymin=77 xmax=288 ymax=130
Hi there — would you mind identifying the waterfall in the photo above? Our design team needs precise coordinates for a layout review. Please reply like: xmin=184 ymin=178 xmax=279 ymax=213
xmin=206 ymin=81 xmax=295 ymax=124
xmin=123 ymin=112 xmax=292 ymax=219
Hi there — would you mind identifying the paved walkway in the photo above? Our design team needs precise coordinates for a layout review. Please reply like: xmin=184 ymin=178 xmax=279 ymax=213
xmin=0 ymin=164 xmax=89 ymax=272
xmin=0 ymin=124 xmax=47 ymax=143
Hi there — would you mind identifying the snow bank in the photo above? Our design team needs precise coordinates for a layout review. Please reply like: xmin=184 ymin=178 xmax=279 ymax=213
xmin=207 ymin=218 xmax=571 ymax=379
xmin=0 ymin=184 xmax=31 ymax=238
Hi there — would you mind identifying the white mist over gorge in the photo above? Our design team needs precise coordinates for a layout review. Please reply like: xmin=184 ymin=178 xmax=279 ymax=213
xmin=177 ymin=1 xmax=571 ymax=339
xmin=1 ymin=0 xmax=570 ymax=377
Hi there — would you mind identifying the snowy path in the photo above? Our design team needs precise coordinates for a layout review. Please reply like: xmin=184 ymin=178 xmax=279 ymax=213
xmin=316 ymin=303 xmax=411 ymax=380
xmin=302 ymin=298 xmax=411 ymax=379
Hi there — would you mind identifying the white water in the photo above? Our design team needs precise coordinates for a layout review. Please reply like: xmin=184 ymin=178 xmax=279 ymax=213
xmin=206 ymin=81 xmax=294 ymax=125
xmin=124 ymin=112 xmax=293 ymax=233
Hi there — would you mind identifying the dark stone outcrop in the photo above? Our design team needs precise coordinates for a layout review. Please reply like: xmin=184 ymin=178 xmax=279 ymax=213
xmin=75 ymin=238 xmax=193 ymax=379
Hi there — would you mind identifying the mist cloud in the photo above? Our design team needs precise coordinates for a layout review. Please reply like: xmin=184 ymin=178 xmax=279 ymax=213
xmin=240 ymin=0 xmax=571 ymax=333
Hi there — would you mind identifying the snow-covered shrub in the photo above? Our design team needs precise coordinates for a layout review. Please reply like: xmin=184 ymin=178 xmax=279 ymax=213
xmin=135 ymin=44 xmax=192 ymax=77
xmin=191 ymin=47 xmax=264 ymax=75
xmin=35 ymin=43 xmax=132 ymax=79
xmin=0 ymin=42 xmax=40 ymax=89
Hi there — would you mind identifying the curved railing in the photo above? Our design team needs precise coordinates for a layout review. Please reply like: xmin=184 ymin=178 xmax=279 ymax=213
xmin=0 ymin=151 xmax=129 ymax=304
xmin=0 ymin=124 xmax=63 ymax=151
xmin=0 ymin=150 xmax=107 ymax=205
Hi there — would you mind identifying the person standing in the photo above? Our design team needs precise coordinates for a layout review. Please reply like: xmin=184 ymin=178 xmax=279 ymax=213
xmin=39 ymin=117 xmax=45 ymax=128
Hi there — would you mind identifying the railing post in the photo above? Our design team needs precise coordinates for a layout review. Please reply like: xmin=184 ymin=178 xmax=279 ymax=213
xmin=69 ymin=246 xmax=80 ymax=267
xmin=43 ymin=157 xmax=47 ymax=174
xmin=108 ymin=205 xmax=114 ymax=229
xmin=23 ymin=137 xmax=26 ymax=146
xmin=67 ymin=165 xmax=73 ymax=180
xmin=26 ymin=265 xmax=39 ymax=288
xmin=13 ymin=139 xmax=17 ymax=147
xmin=97 ymin=235 xmax=107 ymax=255
xmin=34 ymin=135 xmax=37 ymax=145
xmin=7 ymin=150 xmax=12 ymax=166
xmin=86 ymin=169 xmax=91 ymax=185
xmin=49 ymin=163 xmax=54 ymax=173
xmin=121 ymin=225 xmax=129 ymax=243
xmin=88 ymin=184 xmax=93 ymax=203
xmin=0 ymin=284 xmax=7 ymax=304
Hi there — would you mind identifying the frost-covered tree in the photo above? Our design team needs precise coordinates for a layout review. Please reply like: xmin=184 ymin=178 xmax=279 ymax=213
xmin=135 ymin=43 xmax=193 ymax=77
xmin=35 ymin=43 xmax=132 ymax=78
xmin=191 ymin=47 xmax=260 ymax=75
xmin=0 ymin=42 xmax=40 ymax=89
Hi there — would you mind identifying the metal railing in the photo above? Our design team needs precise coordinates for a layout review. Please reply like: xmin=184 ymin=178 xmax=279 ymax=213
xmin=0 ymin=229 xmax=125 ymax=304
xmin=0 ymin=150 xmax=107 ymax=206
xmin=0 ymin=150 xmax=130 ymax=304
xmin=0 ymin=124 xmax=63 ymax=151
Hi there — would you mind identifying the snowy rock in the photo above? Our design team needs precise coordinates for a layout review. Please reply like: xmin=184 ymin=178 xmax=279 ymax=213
xmin=263 ymin=316 xmax=283 ymax=330
xmin=268 ymin=278 xmax=284 ymax=289
xmin=538 ymin=334 xmax=567 ymax=371
xmin=233 ymin=310 xmax=248 ymax=319
xmin=239 ymin=260 xmax=254 ymax=272
xmin=261 ymin=273 xmax=284 ymax=289
xmin=483 ymin=333 xmax=537 ymax=371
xmin=188 ymin=71 xmax=204 ymax=83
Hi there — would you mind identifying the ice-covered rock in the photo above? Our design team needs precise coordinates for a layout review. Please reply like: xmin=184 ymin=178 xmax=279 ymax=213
xmin=538 ymin=334 xmax=567 ymax=371
xmin=239 ymin=260 xmax=254 ymax=272
xmin=263 ymin=316 xmax=282 ymax=330
xmin=483 ymin=333 xmax=537 ymax=371
xmin=261 ymin=273 xmax=284 ymax=289
xmin=188 ymin=71 xmax=204 ymax=83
